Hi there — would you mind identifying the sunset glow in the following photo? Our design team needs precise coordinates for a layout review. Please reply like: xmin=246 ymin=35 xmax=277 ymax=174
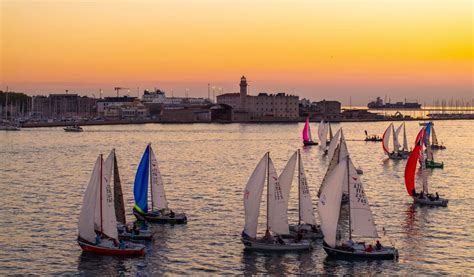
xmin=1 ymin=0 xmax=472 ymax=103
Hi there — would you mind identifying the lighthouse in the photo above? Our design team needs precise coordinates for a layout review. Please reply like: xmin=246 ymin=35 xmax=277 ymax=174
xmin=239 ymin=76 xmax=248 ymax=110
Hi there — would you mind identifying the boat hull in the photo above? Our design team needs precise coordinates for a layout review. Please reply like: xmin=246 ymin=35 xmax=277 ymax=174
xmin=289 ymin=224 xmax=324 ymax=240
xmin=365 ymin=138 xmax=382 ymax=142
xmin=241 ymin=237 xmax=312 ymax=251
xmin=425 ymin=160 xmax=444 ymax=169
xmin=431 ymin=145 xmax=446 ymax=150
xmin=133 ymin=209 xmax=187 ymax=224
xmin=413 ymin=196 xmax=448 ymax=207
xmin=78 ymin=239 xmax=145 ymax=256
xmin=323 ymin=243 xmax=398 ymax=260
xmin=303 ymin=140 xmax=318 ymax=146
xmin=64 ymin=128 xmax=83 ymax=132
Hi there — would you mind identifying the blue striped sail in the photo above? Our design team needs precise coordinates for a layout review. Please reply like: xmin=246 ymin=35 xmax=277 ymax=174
xmin=133 ymin=145 xmax=150 ymax=214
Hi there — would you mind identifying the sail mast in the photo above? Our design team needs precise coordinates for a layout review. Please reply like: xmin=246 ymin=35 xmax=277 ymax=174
xmin=99 ymin=154 xmax=103 ymax=234
xmin=298 ymin=149 xmax=301 ymax=225
xmin=149 ymin=144 xmax=154 ymax=211
xmin=347 ymin=156 xmax=351 ymax=240
xmin=266 ymin=152 xmax=270 ymax=231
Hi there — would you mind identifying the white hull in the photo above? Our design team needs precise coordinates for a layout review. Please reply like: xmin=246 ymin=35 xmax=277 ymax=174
xmin=413 ymin=196 xmax=448 ymax=207
xmin=289 ymin=224 xmax=324 ymax=239
xmin=241 ymin=237 xmax=312 ymax=251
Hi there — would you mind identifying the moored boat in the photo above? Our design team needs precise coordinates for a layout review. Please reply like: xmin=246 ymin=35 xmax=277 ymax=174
xmin=64 ymin=125 xmax=83 ymax=132
xmin=133 ymin=144 xmax=187 ymax=224
xmin=241 ymin=152 xmax=312 ymax=251
xmin=77 ymin=151 xmax=145 ymax=256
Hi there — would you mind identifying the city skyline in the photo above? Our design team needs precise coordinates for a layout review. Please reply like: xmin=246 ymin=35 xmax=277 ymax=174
xmin=1 ymin=0 xmax=472 ymax=105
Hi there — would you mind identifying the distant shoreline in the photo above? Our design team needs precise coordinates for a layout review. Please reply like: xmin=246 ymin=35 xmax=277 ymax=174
xmin=19 ymin=117 xmax=473 ymax=128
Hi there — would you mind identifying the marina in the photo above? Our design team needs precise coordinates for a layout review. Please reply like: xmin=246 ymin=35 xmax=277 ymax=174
xmin=0 ymin=121 xmax=472 ymax=275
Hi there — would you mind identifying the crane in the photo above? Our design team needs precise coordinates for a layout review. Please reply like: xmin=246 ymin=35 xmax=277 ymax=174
xmin=114 ymin=87 xmax=130 ymax=97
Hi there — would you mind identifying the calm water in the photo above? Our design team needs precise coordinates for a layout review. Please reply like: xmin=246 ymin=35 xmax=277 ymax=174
xmin=0 ymin=121 xmax=473 ymax=275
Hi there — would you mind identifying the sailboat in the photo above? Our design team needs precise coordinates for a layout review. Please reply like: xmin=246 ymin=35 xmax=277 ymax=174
xmin=77 ymin=150 xmax=145 ymax=256
xmin=319 ymin=156 xmax=398 ymax=260
xmin=423 ymin=123 xmax=444 ymax=169
xmin=405 ymin=129 xmax=448 ymax=206
xmin=382 ymin=123 xmax=406 ymax=160
xmin=394 ymin=122 xmax=411 ymax=157
xmin=241 ymin=152 xmax=312 ymax=251
xmin=111 ymin=149 xmax=153 ymax=241
xmin=318 ymin=120 xmax=332 ymax=152
xmin=132 ymin=144 xmax=187 ymax=224
xmin=429 ymin=124 xmax=446 ymax=150
xmin=318 ymin=128 xmax=350 ymax=203
xmin=288 ymin=150 xmax=323 ymax=239
xmin=302 ymin=117 xmax=318 ymax=146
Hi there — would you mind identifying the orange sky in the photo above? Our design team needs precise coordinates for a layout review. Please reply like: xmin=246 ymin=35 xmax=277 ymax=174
xmin=1 ymin=0 xmax=472 ymax=104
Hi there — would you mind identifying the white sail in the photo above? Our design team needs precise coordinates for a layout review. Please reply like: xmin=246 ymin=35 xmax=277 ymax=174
xmin=327 ymin=129 xmax=341 ymax=162
xmin=319 ymin=129 xmax=348 ymax=197
xmin=432 ymin=127 xmax=439 ymax=145
xmin=403 ymin=122 xmax=409 ymax=151
xmin=339 ymin=130 xmax=349 ymax=162
xmin=318 ymin=120 xmax=325 ymax=145
xmin=392 ymin=124 xmax=398 ymax=152
xmin=348 ymin=159 xmax=378 ymax=238
xmin=243 ymin=153 xmax=267 ymax=238
xmin=298 ymin=151 xmax=316 ymax=225
xmin=101 ymin=151 xmax=118 ymax=240
xmin=382 ymin=123 xmax=392 ymax=154
xmin=279 ymin=151 xmax=297 ymax=206
xmin=394 ymin=123 xmax=403 ymax=152
xmin=149 ymin=146 xmax=168 ymax=210
xmin=321 ymin=124 xmax=329 ymax=149
xmin=318 ymin=161 xmax=347 ymax=248
xmin=426 ymin=137 xmax=434 ymax=161
xmin=78 ymin=156 xmax=101 ymax=243
xmin=268 ymin=158 xmax=289 ymax=235
xmin=329 ymin=123 xmax=334 ymax=141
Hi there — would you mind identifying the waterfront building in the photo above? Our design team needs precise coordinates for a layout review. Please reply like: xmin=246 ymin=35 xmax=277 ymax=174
xmin=102 ymin=98 xmax=148 ymax=118
xmin=216 ymin=76 xmax=299 ymax=119
xmin=96 ymin=96 xmax=136 ymax=114
xmin=142 ymin=89 xmax=211 ymax=107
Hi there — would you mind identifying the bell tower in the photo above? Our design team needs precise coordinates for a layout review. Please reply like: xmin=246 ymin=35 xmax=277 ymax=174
xmin=240 ymin=76 xmax=247 ymax=110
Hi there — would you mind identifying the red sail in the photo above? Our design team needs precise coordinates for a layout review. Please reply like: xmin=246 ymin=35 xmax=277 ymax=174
xmin=405 ymin=144 xmax=421 ymax=196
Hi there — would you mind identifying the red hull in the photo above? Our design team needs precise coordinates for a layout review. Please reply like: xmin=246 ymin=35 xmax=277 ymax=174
xmin=78 ymin=241 xmax=145 ymax=257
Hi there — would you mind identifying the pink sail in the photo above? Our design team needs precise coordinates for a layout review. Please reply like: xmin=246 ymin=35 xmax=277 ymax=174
xmin=302 ymin=117 xmax=311 ymax=142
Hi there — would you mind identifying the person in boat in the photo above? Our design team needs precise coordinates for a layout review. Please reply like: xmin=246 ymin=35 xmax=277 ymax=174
xmin=169 ymin=209 xmax=175 ymax=218
xmin=294 ymin=230 xmax=303 ymax=242
xmin=366 ymin=244 xmax=373 ymax=252
xmin=119 ymin=240 xmax=125 ymax=249
xmin=276 ymin=235 xmax=285 ymax=245
xmin=132 ymin=221 xmax=140 ymax=235
xmin=418 ymin=191 xmax=425 ymax=199
xmin=263 ymin=229 xmax=273 ymax=242
xmin=342 ymin=239 xmax=355 ymax=251
xmin=95 ymin=233 xmax=101 ymax=245
xmin=435 ymin=192 xmax=439 ymax=200
xmin=375 ymin=240 xmax=382 ymax=251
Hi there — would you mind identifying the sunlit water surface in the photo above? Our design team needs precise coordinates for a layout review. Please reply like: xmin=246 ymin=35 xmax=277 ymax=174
xmin=0 ymin=121 xmax=473 ymax=275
